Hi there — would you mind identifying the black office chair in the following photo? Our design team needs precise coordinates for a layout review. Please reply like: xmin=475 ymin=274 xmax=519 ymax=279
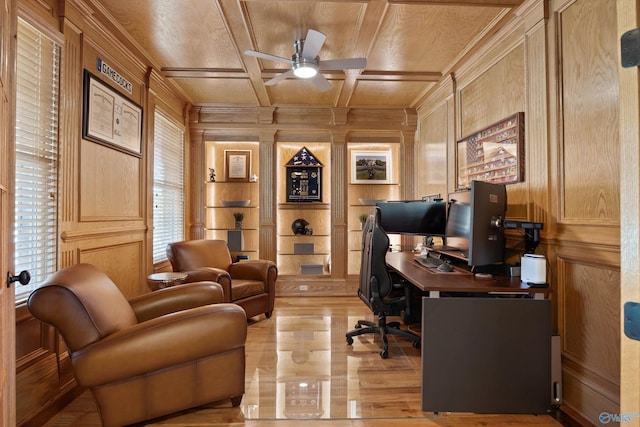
xmin=346 ymin=207 xmax=421 ymax=358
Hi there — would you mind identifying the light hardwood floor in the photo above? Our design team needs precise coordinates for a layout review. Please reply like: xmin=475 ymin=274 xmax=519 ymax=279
xmin=43 ymin=297 xmax=564 ymax=427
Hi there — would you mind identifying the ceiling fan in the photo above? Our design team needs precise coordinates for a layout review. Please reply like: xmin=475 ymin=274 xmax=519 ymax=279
xmin=244 ymin=29 xmax=367 ymax=92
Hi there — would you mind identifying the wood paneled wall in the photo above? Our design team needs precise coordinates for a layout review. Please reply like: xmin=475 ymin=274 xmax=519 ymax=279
xmin=553 ymin=0 xmax=620 ymax=423
xmin=416 ymin=0 xmax=621 ymax=425
xmin=14 ymin=0 xmax=188 ymax=425
xmin=9 ymin=0 xmax=632 ymax=426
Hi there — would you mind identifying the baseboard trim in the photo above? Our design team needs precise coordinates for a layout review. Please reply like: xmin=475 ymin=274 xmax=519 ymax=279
xmin=276 ymin=276 xmax=358 ymax=296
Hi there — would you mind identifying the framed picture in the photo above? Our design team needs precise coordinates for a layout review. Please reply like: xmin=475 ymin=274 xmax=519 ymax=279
xmin=456 ymin=112 xmax=524 ymax=189
xmin=225 ymin=150 xmax=251 ymax=182
xmin=351 ymin=150 xmax=391 ymax=184
xmin=82 ymin=70 xmax=143 ymax=157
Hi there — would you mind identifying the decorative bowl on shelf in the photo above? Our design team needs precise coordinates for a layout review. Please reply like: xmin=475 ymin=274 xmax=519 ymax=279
xmin=221 ymin=199 xmax=250 ymax=207
xmin=359 ymin=198 xmax=386 ymax=205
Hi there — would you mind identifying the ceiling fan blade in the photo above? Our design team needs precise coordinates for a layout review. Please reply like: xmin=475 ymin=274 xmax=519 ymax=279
xmin=301 ymin=29 xmax=326 ymax=59
xmin=264 ymin=69 xmax=295 ymax=86
xmin=319 ymin=58 xmax=367 ymax=71
xmin=244 ymin=50 xmax=292 ymax=65
xmin=310 ymin=73 xmax=332 ymax=92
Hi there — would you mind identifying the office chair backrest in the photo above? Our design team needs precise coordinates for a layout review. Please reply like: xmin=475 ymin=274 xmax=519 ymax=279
xmin=358 ymin=207 xmax=393 ymax=307
xmin=359 ymin=210 xmax=375 ymax=296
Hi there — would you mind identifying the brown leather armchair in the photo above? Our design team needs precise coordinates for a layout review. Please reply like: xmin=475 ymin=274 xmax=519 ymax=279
xmin=27 ymin=263 xmax=247 ymax=427
xmin=166 ymin=239 xmax=278 ymax=319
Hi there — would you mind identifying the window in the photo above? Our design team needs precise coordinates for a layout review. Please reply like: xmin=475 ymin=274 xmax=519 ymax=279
xmin=152 ymin=112 xmax=185 ymax=263
xmin=14 ymin=18 xmax=61 ymax=302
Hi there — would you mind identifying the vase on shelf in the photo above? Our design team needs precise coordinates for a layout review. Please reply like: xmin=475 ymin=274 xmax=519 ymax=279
xmin=359 ymin=214 xmax=368 ymax=230
xmin=233 ymin=212 xmax=244 ymax=229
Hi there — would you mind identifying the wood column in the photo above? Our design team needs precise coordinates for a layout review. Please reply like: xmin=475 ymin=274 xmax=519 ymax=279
xmin=331 ymin=131 xmax=348 ymax=279
xmin=259 ymin=130 xmax=277 ymax=262
xmin=189 ymin=130 xmax=205 ymax=239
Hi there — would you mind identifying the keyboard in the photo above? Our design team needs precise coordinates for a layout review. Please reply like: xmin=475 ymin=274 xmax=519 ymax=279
xmin=415 ymin=256 xmax=444 ymax=269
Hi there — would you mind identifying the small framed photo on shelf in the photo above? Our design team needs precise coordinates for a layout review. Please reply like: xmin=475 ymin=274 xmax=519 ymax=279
xmin=351 ymin=150 xmax=391 ymax=184
xmin=224 ymin=150 xmax=251 ymax=182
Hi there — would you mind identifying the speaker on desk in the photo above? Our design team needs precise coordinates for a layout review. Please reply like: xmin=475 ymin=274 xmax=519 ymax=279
xmin=521 ymin=254 xmax=546 ymax=284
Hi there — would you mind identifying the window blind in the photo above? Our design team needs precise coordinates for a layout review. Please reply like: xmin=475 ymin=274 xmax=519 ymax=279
xmin=152 ymin=112 xmax=185 ymax=263
xmin=14 ymin=18 xmax=60 ymax=302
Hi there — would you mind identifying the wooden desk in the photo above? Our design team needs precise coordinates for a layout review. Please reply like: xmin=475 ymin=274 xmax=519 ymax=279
xmin=385 ymin=252 xmax=553 ymax=414
xmin=385 ymin=251 xmax=547 ymax=298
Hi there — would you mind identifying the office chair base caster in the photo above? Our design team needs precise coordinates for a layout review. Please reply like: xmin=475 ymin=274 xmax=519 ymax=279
xmin=412 ymin=340 xmax=420 ymax=349
xmin=380 ymin=348 xmax=389 ymax=359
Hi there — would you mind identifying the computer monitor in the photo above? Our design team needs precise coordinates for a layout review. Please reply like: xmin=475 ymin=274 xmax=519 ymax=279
xmin=444 ymin=180 xmax=507 ymax=267
xmin=375 ymin=200 xmax=447 ymax=237
xmin=443 ymin=190 xmax=471 ymax=253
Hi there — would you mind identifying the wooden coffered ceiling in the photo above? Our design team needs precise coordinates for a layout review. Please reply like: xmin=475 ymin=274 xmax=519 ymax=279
xmin=91 ymin=0 xmax=524 ymax=109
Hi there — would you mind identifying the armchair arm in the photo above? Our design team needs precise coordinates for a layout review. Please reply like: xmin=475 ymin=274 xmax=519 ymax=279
xmin=71 ymin=303 xmax=247 ymax=387
xmin=129 ymin=281 xmax=224 ymax=323
xmin=178 ymin=268 xmax=233 ymax=303
xmin=228 ymin=260 xmax=277 ymax=282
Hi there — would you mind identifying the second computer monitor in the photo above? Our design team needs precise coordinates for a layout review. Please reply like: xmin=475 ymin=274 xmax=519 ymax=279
xmin=445 ymin=180 xmax=507 ymax=267
xmin=375 ymin=200 xmax=447 ymax=237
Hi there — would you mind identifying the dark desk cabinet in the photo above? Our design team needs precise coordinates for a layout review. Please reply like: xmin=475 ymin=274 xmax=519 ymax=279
xmin=421 ymin=297 xmax=552 ymax=414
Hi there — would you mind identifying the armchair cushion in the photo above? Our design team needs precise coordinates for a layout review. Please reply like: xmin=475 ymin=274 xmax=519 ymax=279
xmin=72 ymin=304 xmax=245 ymax=387
xmin=167 ymin=239 xmax=278 ymax=319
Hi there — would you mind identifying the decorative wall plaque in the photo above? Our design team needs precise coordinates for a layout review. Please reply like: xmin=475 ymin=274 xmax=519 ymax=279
xmin=456 ymin=112 xmax=524 ymax=189
xmin=285 ymin=147 xmax=323 ymax=202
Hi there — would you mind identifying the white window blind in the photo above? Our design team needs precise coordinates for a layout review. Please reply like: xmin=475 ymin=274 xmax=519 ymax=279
xmin=153 ymin=112 xmax=185 ymax=263
xmin=14 ymin=18 xmax=60 ymax=302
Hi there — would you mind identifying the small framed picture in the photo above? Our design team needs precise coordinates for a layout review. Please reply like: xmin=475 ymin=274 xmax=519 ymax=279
xmin=224 ymin=150 xmax=251 ymax=182
xmin=351 ymin=150 xmax=392 ymax=184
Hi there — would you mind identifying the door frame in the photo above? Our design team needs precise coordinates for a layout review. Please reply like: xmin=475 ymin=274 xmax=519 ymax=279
xmin=617 ymin=0 xmax=640 ymax=419
xmin=1 ymin=0 xmax=17 ymax=424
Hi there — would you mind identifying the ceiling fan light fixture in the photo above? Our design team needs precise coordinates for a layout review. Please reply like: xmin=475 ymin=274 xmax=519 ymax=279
xmin=292 ymin=59 xmax=318 ymax=79
xmin=245 ymin=29 xmax=363 ymax=90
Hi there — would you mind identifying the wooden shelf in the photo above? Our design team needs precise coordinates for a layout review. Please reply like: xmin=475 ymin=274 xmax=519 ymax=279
xmin=279 ymin=233 xmax=330 ymax=237
xmin=205 ymin=181 xmax=257 ymax=184
xmin=206 ymin=228 xmax=258 ymax=231
xmin=205 ymin=205 xmax=257 ymax=209
xmin=346 ymin=145 xmax=401 ymax=275
xmin=205 ymin=142 xmax=261 ymax=256
xmin=279 ymin=252 xmax=330 ymax=256
xmin=277 ymin=202 xmax=330 ymax=210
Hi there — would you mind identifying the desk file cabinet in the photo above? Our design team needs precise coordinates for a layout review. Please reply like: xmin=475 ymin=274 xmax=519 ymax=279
xmin=421 ymin=297 xmax=552 ymax=414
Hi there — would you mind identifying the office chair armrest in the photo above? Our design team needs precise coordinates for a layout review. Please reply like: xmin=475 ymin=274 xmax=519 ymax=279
xmin=129 ymin=281 xmax=224 ymax=322
xmin=72 ymin=303 xmax=247 ymax=387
